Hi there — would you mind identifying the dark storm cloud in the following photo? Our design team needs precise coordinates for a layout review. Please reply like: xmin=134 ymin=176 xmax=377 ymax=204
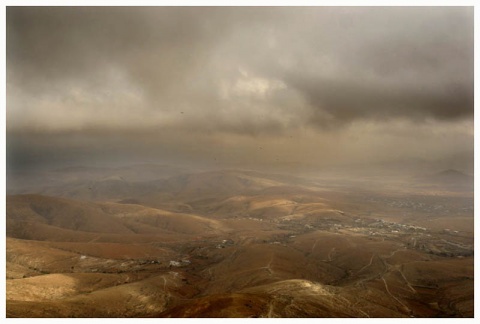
xmin=288 ymin=76 xmax=473 ymax=126
xmin=261 ymin=7 xmax=474 ymax=126
xmin=7 ymin=7 xmax=229 ymax=94
xmin=6 ymin=6 xmax=474 ymax=170
xmin=7 ymin=6 xmax=473 ymax=133
xmin=6 ymin=7 xmax=284 ymax=97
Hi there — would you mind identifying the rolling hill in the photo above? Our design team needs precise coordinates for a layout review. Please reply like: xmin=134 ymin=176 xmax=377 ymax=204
xmin=5 ymin=167 xmax=474 ymax=318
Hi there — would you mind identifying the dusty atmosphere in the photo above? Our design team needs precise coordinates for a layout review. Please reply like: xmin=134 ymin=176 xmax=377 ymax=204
xmin=7 ymin=6 xmax=473 ymax=173
xmin=5 ymin=6 xmax=474 ymax=318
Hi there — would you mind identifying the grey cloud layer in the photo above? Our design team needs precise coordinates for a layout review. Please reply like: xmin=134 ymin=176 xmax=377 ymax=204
xmin=7 ymin=7 xmax=473 ymax=134
xmin=6 ymin=7 xmax=474 ymax=171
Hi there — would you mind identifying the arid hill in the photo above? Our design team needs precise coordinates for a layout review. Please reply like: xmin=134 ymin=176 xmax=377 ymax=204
xmin=6 ymin=168 xmax=474 ymax=318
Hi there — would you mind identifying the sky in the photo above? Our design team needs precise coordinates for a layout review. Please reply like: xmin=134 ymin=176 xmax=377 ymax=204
xmin=6 ymin=6 xmax=474 ymax=173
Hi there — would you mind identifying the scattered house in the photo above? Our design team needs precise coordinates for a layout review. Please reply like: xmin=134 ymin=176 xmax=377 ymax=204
xmin=170 ymin=259 xmax=191 ymax=267
xmin=218 ymin=239 xmax=234 ymax=248
xmin=169 ymin=261 xmax=182 ymax=267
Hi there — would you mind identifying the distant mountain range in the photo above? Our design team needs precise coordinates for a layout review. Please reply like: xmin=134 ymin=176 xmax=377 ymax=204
xmin=415 ymin=169 xmax=473 ymax=191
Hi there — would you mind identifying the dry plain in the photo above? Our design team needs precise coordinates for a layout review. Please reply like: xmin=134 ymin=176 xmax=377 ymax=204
xmin=6 ymin=166 xmax=474 ymax=317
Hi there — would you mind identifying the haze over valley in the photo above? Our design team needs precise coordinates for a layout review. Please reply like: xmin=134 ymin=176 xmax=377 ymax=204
xmin=5 ymin=6 xmax=474 ymax=318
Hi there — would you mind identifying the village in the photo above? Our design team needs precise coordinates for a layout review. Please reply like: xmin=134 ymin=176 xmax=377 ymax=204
xmin=220 ymin=211 xmax=474 ymax=260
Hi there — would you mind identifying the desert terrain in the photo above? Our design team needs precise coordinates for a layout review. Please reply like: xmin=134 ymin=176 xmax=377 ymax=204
xmin=5 ymin=165 xmax=474 ymax=318
xmin=6 ymin=5 xmax=474 ymax=319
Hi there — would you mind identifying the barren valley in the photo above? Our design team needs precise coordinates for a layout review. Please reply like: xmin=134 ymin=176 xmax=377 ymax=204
xmin=6 ymin=5 xmax=474 ymax=320
xmin=5 ymin=166 xmax=474 ymax=318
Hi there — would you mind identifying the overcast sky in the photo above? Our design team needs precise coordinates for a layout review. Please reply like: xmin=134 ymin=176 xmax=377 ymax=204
xmin=6 ymin=7 xmax=474 ymax=173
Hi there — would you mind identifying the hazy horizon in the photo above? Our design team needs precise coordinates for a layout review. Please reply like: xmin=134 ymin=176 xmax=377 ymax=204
xmin=5 ymin=7 xmax=475 ymax=318
xmin=6 ymin=7 xmax=474 ymax=175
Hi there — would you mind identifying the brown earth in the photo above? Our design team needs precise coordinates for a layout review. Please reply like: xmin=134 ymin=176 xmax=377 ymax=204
xmin=6 ymin=169 xmax=474 ymax=318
